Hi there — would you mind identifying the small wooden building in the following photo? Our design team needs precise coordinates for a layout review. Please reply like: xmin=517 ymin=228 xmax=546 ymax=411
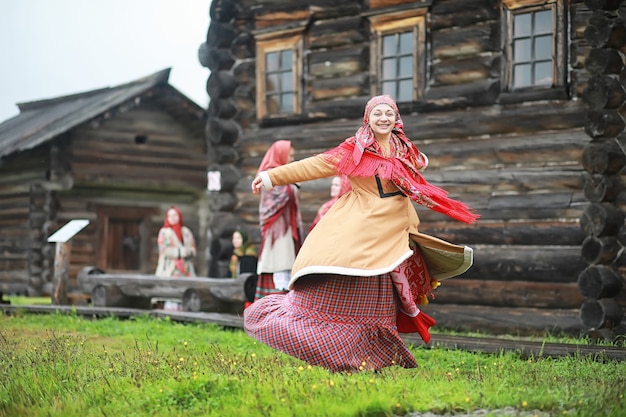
xmin=0 ymin=69 xmax=210 ymax=296
xmin=200 ymin=0 xmax=626 ymax=336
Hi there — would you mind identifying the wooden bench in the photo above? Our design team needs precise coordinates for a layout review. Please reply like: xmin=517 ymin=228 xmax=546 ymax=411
xmin=77 ymin=267 xmax=257 ymax=314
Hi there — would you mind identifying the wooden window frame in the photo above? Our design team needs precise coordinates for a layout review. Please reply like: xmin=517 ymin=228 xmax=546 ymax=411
xmin=500 ymin=0 xmax=568 ymax=102
xmin=369 ymin=10 xmax=427 ymax=102
xmin=255 ymin=32 xmax=303 ymax=120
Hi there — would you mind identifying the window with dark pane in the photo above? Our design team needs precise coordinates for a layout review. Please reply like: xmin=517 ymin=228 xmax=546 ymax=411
xmin=265 ymin=49 xmax=294 ymax=115
xmin=512 ymin=9 xmax=554 ymax=89
xmin=380 ymin=31 xmax=414 ymax=102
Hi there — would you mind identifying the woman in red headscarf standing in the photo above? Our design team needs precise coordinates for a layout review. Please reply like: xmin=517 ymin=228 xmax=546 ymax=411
xmin=155 ymin=206 xmax=197 ymax=278
xmin=245 ymin=95 xmax=479 ymax=373
xmin=308 ymin=174 xmax=352 ymax=233
xmin=254 ymin=140 xmax=303 ymax=300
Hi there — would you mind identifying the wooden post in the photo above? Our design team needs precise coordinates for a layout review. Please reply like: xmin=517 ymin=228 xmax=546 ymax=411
xmin=47 ymin=219 xmax=90 ymax=306
xmin=52 ymin=241 xmax=71 ymax=305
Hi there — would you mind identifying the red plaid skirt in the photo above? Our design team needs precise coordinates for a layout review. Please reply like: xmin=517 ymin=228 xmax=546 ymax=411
xmin=254 ymin=273 xmax=287 ymax=300
xmin=244 ymin=273 xmax=418 ymax=372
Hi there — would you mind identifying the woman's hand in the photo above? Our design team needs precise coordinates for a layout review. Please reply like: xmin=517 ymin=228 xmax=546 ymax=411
xmin=251 ymin=176 xmax=263 ymax=194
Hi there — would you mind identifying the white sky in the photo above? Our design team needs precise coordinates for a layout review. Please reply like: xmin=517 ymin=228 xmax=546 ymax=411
xmin=0 ymin=0 xmax=210 ymax=123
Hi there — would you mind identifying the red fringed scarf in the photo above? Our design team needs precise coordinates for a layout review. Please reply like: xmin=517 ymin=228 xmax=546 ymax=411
xmin=257 ymin=140 xmax=303 ymax=256
xmin=163 ymin=206 xmax=184 ymax=243
xmin=259 ymin=184 xmax=302 ymax=255
xmin=322 ymin=95 xmax=479 ymax=224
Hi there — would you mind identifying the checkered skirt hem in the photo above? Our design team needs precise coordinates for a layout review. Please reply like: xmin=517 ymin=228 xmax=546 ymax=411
xmin=244 ymin=274 xmax=418 ymax=372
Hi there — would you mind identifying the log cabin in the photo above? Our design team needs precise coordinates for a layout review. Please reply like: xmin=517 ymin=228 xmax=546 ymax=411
xmin=199 ymin=0 xmax=626 ymax=337
xmin=0 ymin=68 xmax=211 ymax=297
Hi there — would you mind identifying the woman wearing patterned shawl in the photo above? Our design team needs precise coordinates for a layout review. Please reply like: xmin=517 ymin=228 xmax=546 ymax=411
xmin=254 ymin=140 xmax=303 ymax=299
xmin=246 ymin=95 xmax=478 ymax=372
xmin=155 ymin=206 xmax=197 ymax=277
xmin=308 ymin=174 xmax=352 ymax=233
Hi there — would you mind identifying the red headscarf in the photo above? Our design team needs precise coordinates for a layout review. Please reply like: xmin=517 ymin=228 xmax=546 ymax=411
xmin=323 ymin=95 xmax=479 ymax=224
xmin=163 ymin=206 xmax=184 ymax=243
xmin=257 ymin=140 xmax=292 ymax=174
xmin=309 ymin=175 xmax=352 ymax=232
xmin=257 ymin=140 xmax=302 ymax=254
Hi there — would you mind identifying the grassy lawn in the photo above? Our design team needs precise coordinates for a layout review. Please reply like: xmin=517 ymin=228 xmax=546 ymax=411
xmin=1 ymin=310 xmax=624 ymax=417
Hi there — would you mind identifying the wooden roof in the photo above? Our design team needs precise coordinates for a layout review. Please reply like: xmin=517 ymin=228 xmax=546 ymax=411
xmin=0 ymin=68 xmax=206 ymax=160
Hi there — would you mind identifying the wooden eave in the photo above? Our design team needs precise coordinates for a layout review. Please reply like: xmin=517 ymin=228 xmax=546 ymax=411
xmin=0 ymin=68 xmax=206 ymax=161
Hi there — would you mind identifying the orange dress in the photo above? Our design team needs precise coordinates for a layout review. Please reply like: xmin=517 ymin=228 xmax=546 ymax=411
xmin=260 ymin=154 xmax=473 ymax=288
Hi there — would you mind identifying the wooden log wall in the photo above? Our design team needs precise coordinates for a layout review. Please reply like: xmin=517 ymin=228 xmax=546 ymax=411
xmin=0 ymin=96 xmax=210 ymax=296
xmin=201 ymin=0 xmax=624 ymax=333
xmin=60 ymin=102 xmax=209 ymax=282
xmin=199 ymin=0 xmax=250 ymax=278
xmin=577 ymin=0 xmax=626 ymax=339
xmin=0 ymin=144 xmax=63 ymax=295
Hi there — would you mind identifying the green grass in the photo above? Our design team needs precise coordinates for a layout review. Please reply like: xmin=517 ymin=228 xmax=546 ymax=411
xmin=1 ymin=312 xmax=624 ymax=417
xmin=4 ymin=296 xmax=51 ymax=305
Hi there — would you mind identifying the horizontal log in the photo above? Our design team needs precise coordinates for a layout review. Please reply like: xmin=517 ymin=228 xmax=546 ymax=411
xmin=91 ymin=284 xmax=151 ymax=309
xmin=424 ymin=304 xmax=583 ymax=336
xmin=208 ymin=163 xmax=241 ymax=192
xmin=581 ymin=140 xmax=626 ymax=175
xmin=309 ymin=1 xmax=361 ymax=20
xmin=430 ymin=0 xmax=497 ymax=30
xmin=198 ymin=44 xmax=235 ymax=72
xmin=210 ymin=237 xmax=233 ymax=260
xmin=585 ymin=109 xmax=626 ymax=138
xmin=577 ymin=265 xmax=624 ymax=299
xmin=207 ymin=192 xmax=237 ymax=212
xmin=206 ymin=71 xmax=238 ymax=100
xmin=580 ymin=202 xmax=625 ymax=237
xmin=309 ymin=46 xmax=367 ymax=77
xmin=210 ymin=145 xmax=240 ymax=164
xmin=581 ymin=236 xmax=622 ymax=265
xmin=584 ymin=0 xmax=623 ymax=11
xmin=253 ymin=9 xmax=309 ymax=30
xmin=206 ymin=20 xmax=238 ymax=48
xmin=209 ymin=0 xmax=236 ymax=23
xmin=310 ymin=73 xmax=367 ymax=100
xmin=434 ymin=279 xmax=583 ymax=309
xmin=585 ymin=48 xmax=625 ymax=75
xmin=78 ymin=269 xmax=255 ymax=312
xmin=583 ymin=173 xmax=622 ymax=202
xmin=419 ymin=220 xmax=585 ymax=246
xmin=230 ymin=33 xmax=254 ymax=60
xmin=583 ymin=75 xmax=626 ymax=110
xmin=424 ymin=79 xmax=500 ymax=107
xmin=206 ymin=118 xmax=239 ymax=146
xmin=232 ymin=62 xmax=255 ymax=87
xmin=207 ymin=99 xmax=237 ymax=119
xmin=584 ymin=11 xmax=626 ymax=48
xmin=432 ymin=24 xmax=495 ymax=59
xmin=308 ymin=16 xmax=366 ymax=49
xmin=580 ymin=298 xmax=624 ymax=329
xmin=463 ymin=245 xmax=586 ymax=283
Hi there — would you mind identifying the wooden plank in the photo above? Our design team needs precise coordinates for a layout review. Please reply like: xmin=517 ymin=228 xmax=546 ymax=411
xmin=434 ymin=279 xmax=584 ymax=309
xmin=78 ymin=272 xmax=253 ymax=310
xmin=462 ymin=245 xmax=586 ymax=283
xmin=424 ymin=303 xmax=583 ymax=336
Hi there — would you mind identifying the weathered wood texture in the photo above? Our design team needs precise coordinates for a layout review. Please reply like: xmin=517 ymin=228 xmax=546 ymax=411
xmin=578 ymin=1 xmax=626 ymax=335
xmin=77 ymin=268 xmax=254 ymax=314
xmin=198 ymin=0 xmax=623 ymax=336
xmin=0 ymin=91 xmax=209 ymax=295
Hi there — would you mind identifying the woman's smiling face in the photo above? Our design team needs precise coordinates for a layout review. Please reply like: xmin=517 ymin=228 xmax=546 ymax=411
xmin=368 ymin=104 xmax=396 ymax=139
